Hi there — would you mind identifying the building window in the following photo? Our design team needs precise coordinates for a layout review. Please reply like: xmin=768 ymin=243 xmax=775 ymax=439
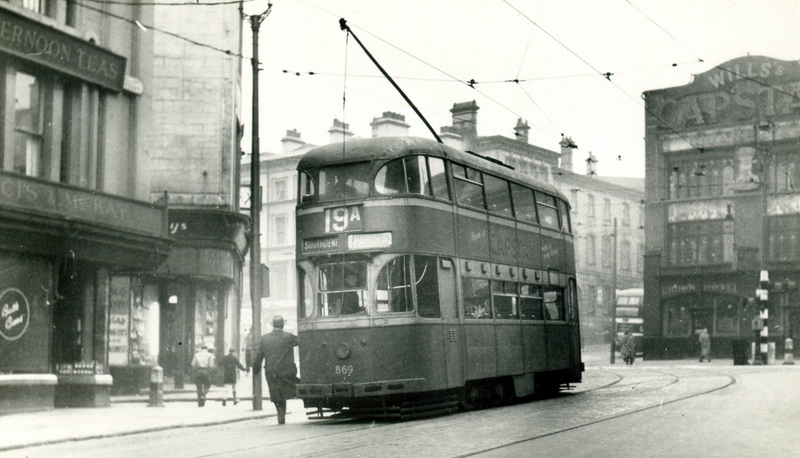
xmin=620 ymin=240 xmax=631 ymax=270
xmin=272 ymin=214 xmax=287 ymax=246
xmin=587 ymin=194 xmax=595 ymax=219
xmin=603 ymin=198 xmax=611 ymax=222
xmin=586 ymin=235 xmax=596 ymax=265
xmin=669 ymin=220 xmax=727 ymax=266
xmin=12 ymin=71 xmax=43 ymax=177
xmin=602 ymin=235 xmax=612 ymax=267
xmin=570 ymin=189 xmax=579 ymax=214
xmin=272 ymin=178 xmax=287 ymax=201
xmin=670 ymin=159 xmax=735 ymax=200
xmin=769 ymin=215 xmax=800 ymax=262
xmin=269 ymin=261 xmax=290 ymax=299
xmin=622 ymin=202 xmax=630 ymax=226
xmin=637 ymin=243 xmax=644 ymax=272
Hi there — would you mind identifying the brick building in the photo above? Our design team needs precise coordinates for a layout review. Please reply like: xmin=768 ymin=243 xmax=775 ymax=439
xmin=642 ymin=56 xmax=800 ymax=359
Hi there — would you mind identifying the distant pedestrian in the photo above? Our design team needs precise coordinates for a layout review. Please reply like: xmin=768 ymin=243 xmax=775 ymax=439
xmin=219 ymin=348 xmax=247 ymax=406
xmin=620 ymin=330 xmax=636 ymax=365
xmin=253 ymin=316 xmax=299 ymax=425
xmin=699 ymin=329 xmax=711 ymax=362
xmin=191 ymin=345 xmax=215 ymax=407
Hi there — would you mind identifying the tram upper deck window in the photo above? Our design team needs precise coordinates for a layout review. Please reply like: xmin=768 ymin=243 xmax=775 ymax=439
xmin=536 ymin=192 xmax=560 ymax=230
xmin=318 ymin=163 xmax=371 ymax=202
xmin=453 ymin=164 xmax=485 ymax=210
xmin=375 ymin=156 xmax=450 ymax=200
xmin=484 ymin=175 xmax=513 ymax=217
xmin=376 ymin=256 xmax=413 ymax=313
xmin=318 ymin=262 xmax=367 ymax=317
xmin=299 ymin=171 xmax=315 ymax=204
xmin=511 ymin=183 xmax=537 ymax=223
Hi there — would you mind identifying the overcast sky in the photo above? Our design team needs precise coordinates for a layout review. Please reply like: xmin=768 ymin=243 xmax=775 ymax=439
xmin=239 ymin=0 xmax=800 ymax=178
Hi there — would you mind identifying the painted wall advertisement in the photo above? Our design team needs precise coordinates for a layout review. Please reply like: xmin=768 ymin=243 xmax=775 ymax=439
xmin=109 ymin=276 xmax=130 ymax=366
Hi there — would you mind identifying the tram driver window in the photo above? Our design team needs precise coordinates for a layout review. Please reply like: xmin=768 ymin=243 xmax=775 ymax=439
xmin=318 ymin=262 xmax=367 ymax=317
xmin=463 ymin=277 xmax=491 ymax=319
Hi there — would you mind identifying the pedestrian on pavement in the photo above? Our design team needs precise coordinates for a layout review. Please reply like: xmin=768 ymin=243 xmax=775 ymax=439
xmin=699 ymin=328 xmax=711 ymax=362
xmin=252 ymin=316 xmax=299 ymax=425
xmin=620 ymin=330 xmax=636 ymax=365
xmin=219 ymin=348 xmax=247 ymax=406
xmin=191 ymin=345 xmax=215 ymax=407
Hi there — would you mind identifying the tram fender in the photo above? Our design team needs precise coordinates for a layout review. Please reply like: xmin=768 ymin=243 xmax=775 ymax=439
xmin=512 ymin=373 xmax=535 ymax=397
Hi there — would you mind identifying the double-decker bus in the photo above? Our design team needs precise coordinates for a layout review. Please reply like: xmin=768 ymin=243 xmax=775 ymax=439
xmin=615 ymin=288 xmax=644 ymax=355
xmin=294 ymin=136 xmax=582 ymax=419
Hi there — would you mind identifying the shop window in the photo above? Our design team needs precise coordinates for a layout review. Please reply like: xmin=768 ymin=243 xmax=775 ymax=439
xmin=12 ymin=71 xmax=42 ymax=177
xmin=715 ymin=300 xmax=738 ymax=335
xmin=194 ymin=284 xmax=220 ymax=349
xmin=664 ymin=301 xmax=691 ymax=336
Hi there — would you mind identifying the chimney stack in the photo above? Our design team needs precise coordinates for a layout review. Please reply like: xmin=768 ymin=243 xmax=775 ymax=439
xmin=281 ymin=129 xmax=306 ymax=154
xmin=450 ymin=100 xmax=479 ymax=142
xmin=371 ymin=111 xmax=410 ymax=137
xmin=439 ymin=126 xmax=463 ymax=150
xmin=559 ymin=135 xmax=577 ymax=172
xmin=514 ymin=118 xmax=530 ymax=143
xmin=329 ymin=118 xmax=354 ymax=144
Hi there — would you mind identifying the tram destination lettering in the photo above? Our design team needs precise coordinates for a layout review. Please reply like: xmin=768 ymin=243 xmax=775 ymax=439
xmin=303 ymin=236 xmax=340 ymax=254
xmin=324 ymin=205 xmax=363 ymax=233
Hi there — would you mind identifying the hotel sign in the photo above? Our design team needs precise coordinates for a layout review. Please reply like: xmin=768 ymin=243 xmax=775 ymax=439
xmin=0 ymin=9 xmax=126 ymax=92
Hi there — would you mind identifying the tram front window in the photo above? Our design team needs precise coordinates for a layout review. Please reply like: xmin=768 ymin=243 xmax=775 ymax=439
xmin=318 ymin=163 xmax=371 ymax=202
xmin=319 ymin=262 xmax=367 ymax=317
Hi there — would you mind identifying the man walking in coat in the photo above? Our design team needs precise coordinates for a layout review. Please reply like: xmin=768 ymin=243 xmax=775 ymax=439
xmin=253 ymin=316 xmax=299 ymax=425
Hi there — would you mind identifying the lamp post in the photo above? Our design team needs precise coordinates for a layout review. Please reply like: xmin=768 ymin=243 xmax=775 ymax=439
xmin=609 ymin=217 xmax=618 ymax=364
xmin=249 ymin=6 xmax=271 ymax=411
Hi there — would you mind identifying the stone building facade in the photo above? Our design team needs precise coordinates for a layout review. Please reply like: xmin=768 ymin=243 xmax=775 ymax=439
xmin=642 ymin=56 xmax=800 ymax=359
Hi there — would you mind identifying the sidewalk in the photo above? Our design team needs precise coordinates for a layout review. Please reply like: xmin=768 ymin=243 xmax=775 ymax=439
xmin=0 ymin=372 xmax=285 ymax=452
xmin=1 ymin=349 xmax=789 ymax=452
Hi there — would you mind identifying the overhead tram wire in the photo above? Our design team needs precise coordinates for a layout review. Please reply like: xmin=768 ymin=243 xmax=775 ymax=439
xmin=74 ymin=0 xmax=244 ymax=58
xmin=80 ymin=0 xmax=251 ymax=5
xmin=623 ymin=0 xmax=703 ymax=63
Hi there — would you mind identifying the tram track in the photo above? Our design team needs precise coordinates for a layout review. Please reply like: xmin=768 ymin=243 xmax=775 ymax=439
xmin=454 ymin=367 xmax=738 ymax=458
xmin=194 ymin=366 xmax=735 ymax=458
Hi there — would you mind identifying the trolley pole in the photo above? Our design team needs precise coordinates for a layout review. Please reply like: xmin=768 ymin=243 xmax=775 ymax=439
xmin=609 ymin=217 xmax=618 ymax=364
xmin=249 ymin=7 xmax=271 ymax=411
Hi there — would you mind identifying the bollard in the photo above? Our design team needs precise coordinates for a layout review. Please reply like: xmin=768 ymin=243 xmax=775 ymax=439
xmin=148 ymin=365 xmax=164 ymax=407
xmin=785 ymin=338 xmax=795 ymax=365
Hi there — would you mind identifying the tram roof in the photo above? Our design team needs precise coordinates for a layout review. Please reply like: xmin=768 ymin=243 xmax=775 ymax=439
xmin=297 ymin=136 xmax=565 ymax=200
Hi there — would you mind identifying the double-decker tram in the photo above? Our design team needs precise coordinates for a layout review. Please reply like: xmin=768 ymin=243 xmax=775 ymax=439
xmin=295 ymin=136 xmax=583 ymax=419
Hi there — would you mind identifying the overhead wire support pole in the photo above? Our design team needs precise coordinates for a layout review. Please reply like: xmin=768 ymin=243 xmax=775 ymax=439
xmin=249 ymin=4 xmax=271 ymax=411
xmin=339 ymin=18 xmax=443 ymax=144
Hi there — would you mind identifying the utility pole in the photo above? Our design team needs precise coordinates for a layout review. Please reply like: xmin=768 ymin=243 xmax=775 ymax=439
xmin=609 ymin=217 xmax=618 ymax=364
xmin=249 ymin=5 xmax=271 ymax=411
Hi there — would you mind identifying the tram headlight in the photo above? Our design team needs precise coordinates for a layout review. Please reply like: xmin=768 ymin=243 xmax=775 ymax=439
xmin=335 ymin=342 xmax=351 ymax=360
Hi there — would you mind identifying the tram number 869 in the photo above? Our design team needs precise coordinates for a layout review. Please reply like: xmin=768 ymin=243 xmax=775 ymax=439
xmin=335 ymin=365 xmax=354 ymax=376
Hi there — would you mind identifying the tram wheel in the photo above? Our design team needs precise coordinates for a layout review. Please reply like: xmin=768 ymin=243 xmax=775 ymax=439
xmin=460 ymin=385 xmax=482 ymax=411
